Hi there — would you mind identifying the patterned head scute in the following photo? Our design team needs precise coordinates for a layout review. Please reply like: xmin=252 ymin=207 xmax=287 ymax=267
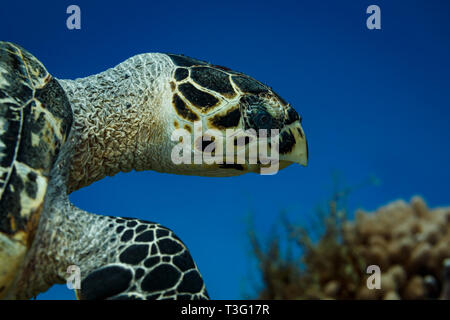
xmin=167 ymin=53 xmax=291 ymax=122
xmin=190 ymin=67 xmax=236 ymax=98
xmin=167 ymin=53 xmax=308 ymax=169
xmin=174 ymin=68 xmax=189 ymax=81
xmin=232 ymin=75 xmax=269 ymax=95
xmin=167 ymin=54 xmax=277 ymax=124
xmin=178 ymin=82 xmax=219 ymax=112
xmin=167 ymin=54 xmax=208 ymax=67
xmin=209 ymin=106 xmax=241 ymax=129
xmin=172 ymin=94 xmax=199 ymax=121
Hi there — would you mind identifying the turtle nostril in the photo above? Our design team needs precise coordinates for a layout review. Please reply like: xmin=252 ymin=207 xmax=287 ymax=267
xmin=252 ymin=111 xmax=273 ymax=130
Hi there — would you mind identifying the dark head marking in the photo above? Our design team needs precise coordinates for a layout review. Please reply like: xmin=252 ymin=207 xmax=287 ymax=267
xmin=285 ymin=107 xmax=300 ymax=125
xmin=190 ymin=67 xmax=235 ymax=98
xmin=172 ymin=94 xmax=199 ymax=121
xmin=174 ymin=68 xmax=189 ymax=81
xmin=232 ymin=76 xmax=268 ymax=94
xmin=178 ymin=83 xmax=219 ymax=112
xmin=184 ymin=125 xmax=192 ymax=133
xmin=209 ymin=106 xmax=241 ymax=129
xmin=212 ymin=64 xmax=233 ymax=72
xmin=279 ymin=129 xmax=296 ymax=154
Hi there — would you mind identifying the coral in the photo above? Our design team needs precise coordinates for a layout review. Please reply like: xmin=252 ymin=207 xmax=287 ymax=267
xmin=251 ymin=196 xmax=450 ymax=299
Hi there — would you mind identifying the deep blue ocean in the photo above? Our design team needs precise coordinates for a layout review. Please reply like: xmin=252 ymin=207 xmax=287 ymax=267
xmin=1 ymin=0 xmax=449 ymax=299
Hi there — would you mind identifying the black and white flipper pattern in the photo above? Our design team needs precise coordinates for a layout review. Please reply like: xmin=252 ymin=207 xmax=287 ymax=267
xmin=76 ymin=217 xmax=209 ymax=300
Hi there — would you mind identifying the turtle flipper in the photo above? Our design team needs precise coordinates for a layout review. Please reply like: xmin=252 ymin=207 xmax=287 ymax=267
xmin=75 ymin=218 xmax=209 ymax=300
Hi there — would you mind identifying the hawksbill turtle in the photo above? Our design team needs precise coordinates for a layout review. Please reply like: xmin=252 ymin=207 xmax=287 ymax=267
xmin=0 ymin=41 xmax=308 ymax=300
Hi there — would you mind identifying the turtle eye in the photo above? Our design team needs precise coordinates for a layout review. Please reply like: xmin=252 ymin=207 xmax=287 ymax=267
xmin=252 ymin=109 xmax=273 ymax=130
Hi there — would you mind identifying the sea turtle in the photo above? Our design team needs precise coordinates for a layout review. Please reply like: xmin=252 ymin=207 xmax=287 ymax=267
xmin=0 ymin=41 xmax=308 ymax=300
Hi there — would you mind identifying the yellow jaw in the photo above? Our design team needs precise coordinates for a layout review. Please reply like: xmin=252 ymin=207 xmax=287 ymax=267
xmin=279 ymin=120 xmax=308 ymax=167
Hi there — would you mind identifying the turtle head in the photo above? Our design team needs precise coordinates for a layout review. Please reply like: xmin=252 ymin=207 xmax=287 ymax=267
xmin=166 ymin=54 xmax=308 ymax=176
xmin=238 ymin=93 xmax=308 ymax=168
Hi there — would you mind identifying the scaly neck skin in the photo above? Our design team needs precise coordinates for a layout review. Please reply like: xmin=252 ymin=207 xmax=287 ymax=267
xmin=10 ymin=135 xmax=124 ymax=299
xmin=58 ymin=53 xmax=176 ymax=193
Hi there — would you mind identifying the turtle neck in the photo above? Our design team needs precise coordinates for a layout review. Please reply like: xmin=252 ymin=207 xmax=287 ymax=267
xmin=58 ymin=53 xmax=175 ymax=193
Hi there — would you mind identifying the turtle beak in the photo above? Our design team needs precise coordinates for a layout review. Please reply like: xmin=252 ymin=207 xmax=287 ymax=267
xmin=278 ymin=120 xmax=308 ymax=166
